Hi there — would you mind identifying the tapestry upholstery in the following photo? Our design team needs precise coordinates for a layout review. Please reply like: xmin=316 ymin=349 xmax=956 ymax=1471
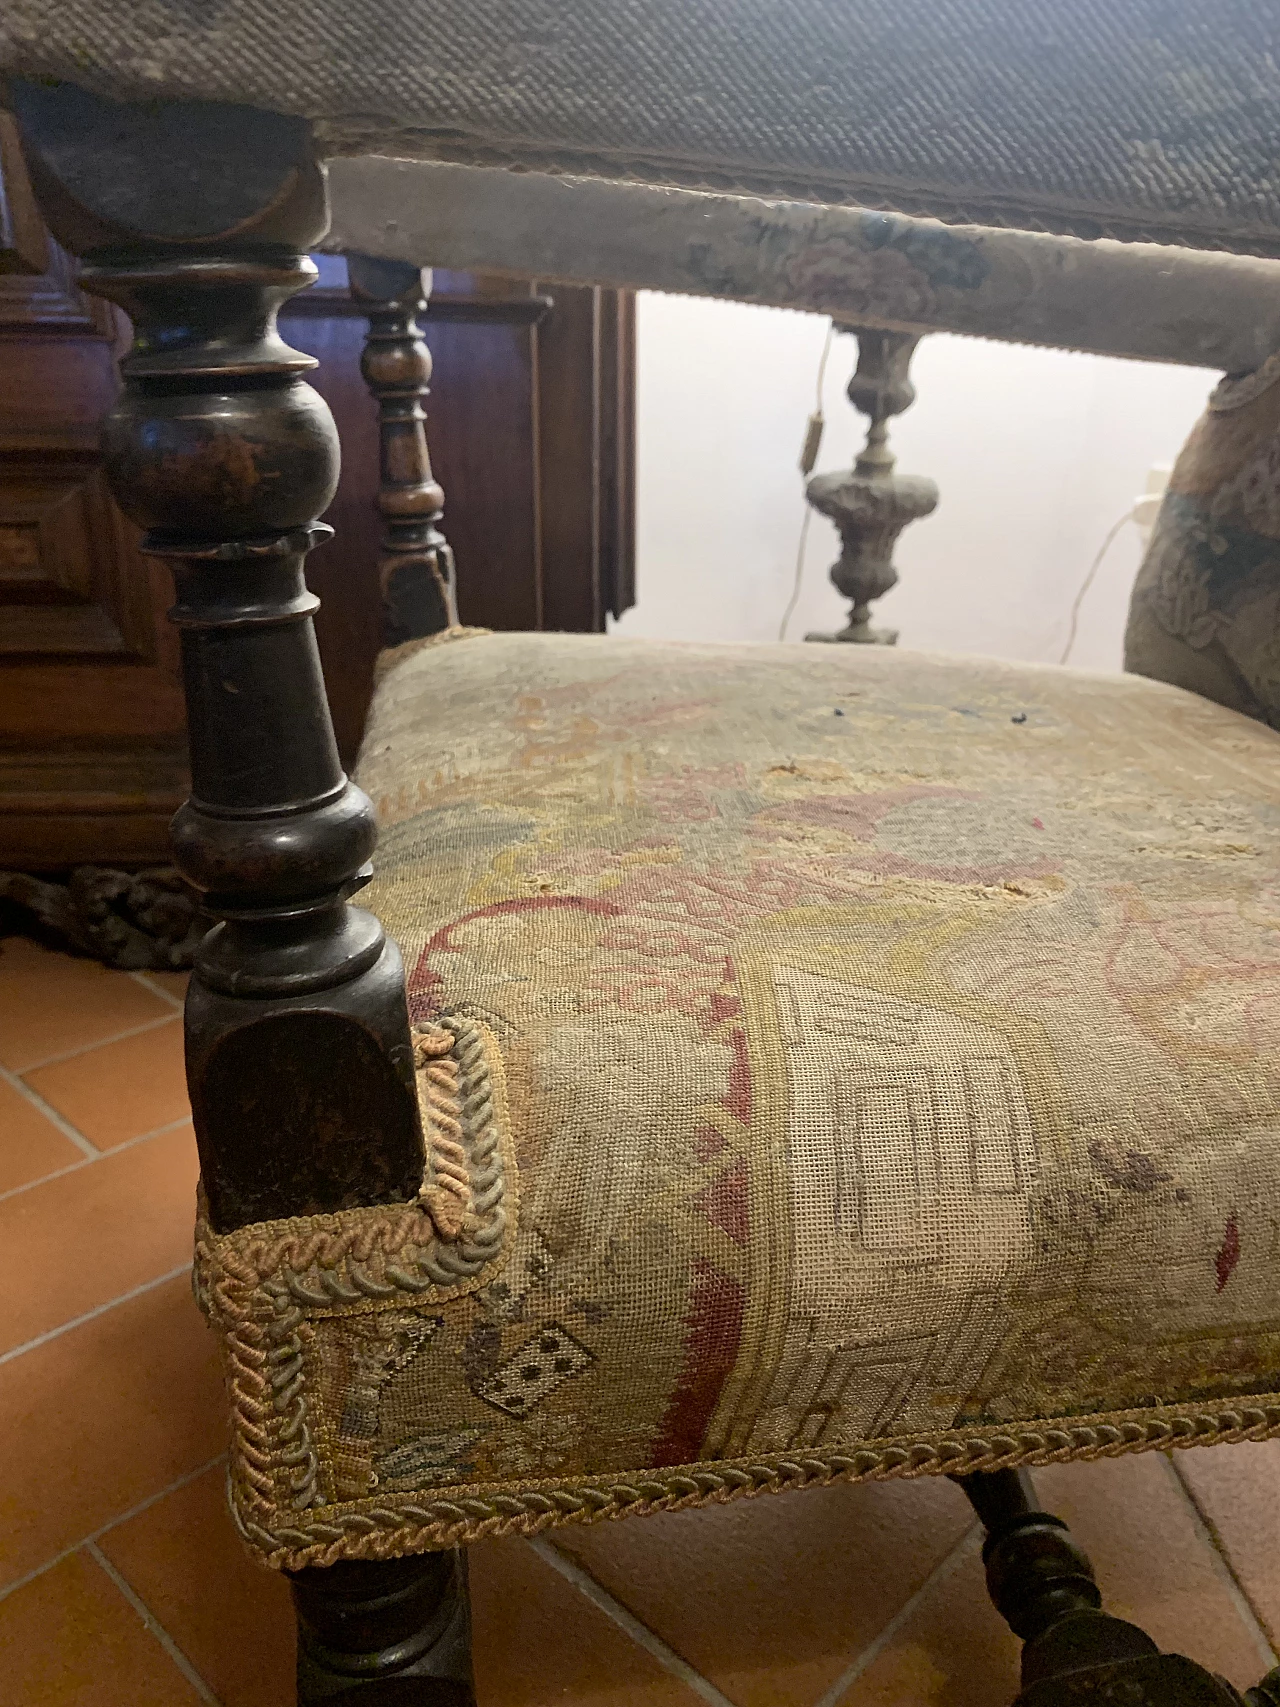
xmin=4 ymin=1 xmax=1280 ymax=255
xmin=1127 ymin=356 xmax=1280 ymax=732
xmin=200 ymin=631 xmax=1280 ymax=1570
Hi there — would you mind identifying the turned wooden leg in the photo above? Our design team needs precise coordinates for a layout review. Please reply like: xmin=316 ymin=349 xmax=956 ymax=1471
xmin=291 ymin=1553 xmax=475 ymax=1705
xmin=958 ymin=1468 xmax=1280 ymax=1706
xmin=11 ymin=80 xmax=476 ymax=1705
xmin=805 ymin=327 xmax=937 ymax=646
xmin=348 ymin=252 xmax=459 ymax=643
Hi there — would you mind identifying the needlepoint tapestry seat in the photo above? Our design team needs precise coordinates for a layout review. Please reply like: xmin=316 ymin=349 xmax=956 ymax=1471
xmin=204 ymin=630 xmax=1280 ymax=1570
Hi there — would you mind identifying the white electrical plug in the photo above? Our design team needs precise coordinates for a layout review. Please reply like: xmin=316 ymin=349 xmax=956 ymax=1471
xmin=1132 ymin=464 xmax=1172 ymax=549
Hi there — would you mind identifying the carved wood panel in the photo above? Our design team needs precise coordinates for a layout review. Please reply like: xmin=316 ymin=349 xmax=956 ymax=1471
xmin=0 ymin=117 xmax=186 ymax=868
xmin=0 ymin=153 xmax=636 ymax=867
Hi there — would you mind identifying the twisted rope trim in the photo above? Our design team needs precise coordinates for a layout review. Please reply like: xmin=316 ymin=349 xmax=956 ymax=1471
xmin=195 ymin=1015 xmax=517 ymax=1523
xmin=196 ymin=1016 xmax=511 ymax=1314
xmin=233 ymin=1392 xmax=1280 ymax=1570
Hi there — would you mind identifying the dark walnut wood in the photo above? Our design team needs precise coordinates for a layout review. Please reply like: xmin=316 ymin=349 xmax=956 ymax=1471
xmin=959 ymin=1469 xmax=1280 ymax=1707
xmin=11 ymin=80 xmax=473 ymax=1705
xmin=291 ymin=1551 xmax=475 ymax=1704
xmin=0 ymin=214 xmax=633 ymax=861
xmin=348 ymin=252 xmax=459 ymax=643
xmin=10 ymin=83 xmax=424 ymax=1242
xmin=0 ymin=108 xmax=186 ymax=868
xmin=0 ymin=111 xmax=48 ymax=275
xmin=286 ymin=266 xmax=634 ymax=763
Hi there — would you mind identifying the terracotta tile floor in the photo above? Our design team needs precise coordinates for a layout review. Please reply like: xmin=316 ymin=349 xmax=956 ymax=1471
xmin=2 ymin=930 xmax=1278 ymax=1706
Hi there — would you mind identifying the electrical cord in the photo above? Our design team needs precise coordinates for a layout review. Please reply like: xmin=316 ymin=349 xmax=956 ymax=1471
xmin=1058 ymin=505 xmax=1139 ymax=665
xmin=779 ymin=320 xmax=836 ymax=641
xmin=777 ymin=321 xmax=1147 ymax=662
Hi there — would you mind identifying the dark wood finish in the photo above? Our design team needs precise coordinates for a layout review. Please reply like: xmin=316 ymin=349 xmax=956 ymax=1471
xmin=12 ymin=79 xmax=474 ymax=1704
xmin=10 ymin=77 xmax=423 ymax=1228
xmin=291 ymin=1551 xmax=474 ymax=1703
xmin=283 ymin=265 xmax=633 ymax=765
xmin=600 ymin=285 xmax=637 ymax=622
xmin=11 ymin=75 xmax=1280 ymax=1707
xmin=348 ymin=253 xmax=459 ymax=643
xmin=0 ymin=114 xmax=187 ymax=866
xmin=0 ymin=112 xmax=48 ymax=275
xmin=959 ymin=1470 xmax=1280 ymax=1706
xmin=535 ymin=279 xmax=638 ymax=631
xmin=0 ymin=204 xmax=634 ymax=858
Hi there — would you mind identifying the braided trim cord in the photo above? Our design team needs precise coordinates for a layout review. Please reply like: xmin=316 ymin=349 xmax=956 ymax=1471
xmin=200 ymin=1019 xmax=1280 ymax=1570
xmin=195 ymin=1015 xmax=517 ymax=1521
xmin=415 ymin=1022 xmax=478 ymax=1240
xmin=196 ymin=1016 xmax=513 ymax=1314
xmin=232 ymin=1393 xmax=1280 ymax=1569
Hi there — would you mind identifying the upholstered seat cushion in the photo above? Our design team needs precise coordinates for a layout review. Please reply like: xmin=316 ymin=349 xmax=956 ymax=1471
xmin=211 ymin=632 xmax=1280 ymax=1567
xmin=4 ymin=1 xmax=1280 ymax=254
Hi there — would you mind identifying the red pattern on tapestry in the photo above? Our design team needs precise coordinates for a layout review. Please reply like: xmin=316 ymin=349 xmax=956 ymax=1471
xmin=693 ymin=1122 xmax=728 ymax=1163
xmin=407 ymin=893 xmax=623 ymax=1020
xmin=724 ymin=1028 xmax=752 ymax=1124
xmin=651 ymin=1257 xmax=746 ymax=1466
xmin=693 ymin=1157 xmax=750 ymax=1246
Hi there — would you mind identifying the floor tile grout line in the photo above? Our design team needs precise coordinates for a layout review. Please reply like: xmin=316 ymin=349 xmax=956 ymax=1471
xmin=0 ymin=1117 xmax=193 ymax=1209
xmin=0 ymin=1060 xmax=98 ymax=1159
xmin=18 ymin=1009 xmax=180 ymax=1075
xmin=809 ymin=1523 xmax=984 ymax=1707
xmin=0 ymin=1262 xmax=193 ymax=1368
xmin=1167 ymin=1453 xmax=1280 ymax=1669
xmin=130 ymin=970 xmax=187 ymax=1012
xmin=0 ymin=1454 xmax=226 ymax=1606
xmin=86 ymin=1539 xmax=223 ymax=1705
xmin=531 ymin=1536 xmax=739 ymax=1707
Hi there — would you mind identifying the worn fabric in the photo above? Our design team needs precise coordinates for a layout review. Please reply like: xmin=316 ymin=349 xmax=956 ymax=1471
xmin=195 ymin=1015 xmax=523 ymax=1567
xmin=4 ymin=1 xmax=1280 ymax=254
xmin=202 ymin=631 xmax=1280 ymax=1568
xmin=1127 ymin=357 xmax=1280 ymax=730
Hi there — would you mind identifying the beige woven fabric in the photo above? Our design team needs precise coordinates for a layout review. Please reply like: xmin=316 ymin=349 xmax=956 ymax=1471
xmin=4 ymin=1 xmax=1280 ymax=253
xmin=198 ymin=631 xmax=1280 ymax=1569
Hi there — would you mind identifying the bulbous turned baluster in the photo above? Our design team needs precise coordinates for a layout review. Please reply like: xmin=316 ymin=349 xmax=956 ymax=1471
xmin=958 ymin=1469 xmax=1260 ymax=1707
xmin=11 ymin=81 xmax=425 ymax=1233
xmin=805 ymin=327 xmax=938 ymax=645
xmin=349 ymin=252 xmax=459 ymax=642
xmin=11 ymin=82 xmax=473 ymax=1707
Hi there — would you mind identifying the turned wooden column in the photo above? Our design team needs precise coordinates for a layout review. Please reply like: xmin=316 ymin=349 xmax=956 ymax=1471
xmin=959 ymin=1469 xmax=1280 ymax=1707
xmin=806 ymin=327 xmax=937 ymax=646
xmin=348 ymin=252 xmax=459 ymax=642
xmin=12 ymin=81 xmax=473 ymax=1706
xmin=9 ymin=85 xmax=425 ymax=1228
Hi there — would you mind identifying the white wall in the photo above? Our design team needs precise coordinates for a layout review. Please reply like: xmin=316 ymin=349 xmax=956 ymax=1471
xmin=615 ymin=293 xmax=1216 ymax=672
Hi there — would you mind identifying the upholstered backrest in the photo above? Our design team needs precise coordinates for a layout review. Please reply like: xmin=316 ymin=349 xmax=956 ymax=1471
xmin=3 ymin=0 xmax=1278 ymax=256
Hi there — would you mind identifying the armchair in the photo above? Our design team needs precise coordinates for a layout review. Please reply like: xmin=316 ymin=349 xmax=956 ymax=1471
xmin=5 ymin=5 xmax=1280 ymax=1702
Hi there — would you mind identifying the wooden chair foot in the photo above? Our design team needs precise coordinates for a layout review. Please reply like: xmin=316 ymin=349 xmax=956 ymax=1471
xmin=291 ymin=1549 xmax=476 ymax=1705
xmin=956 ymin=1468 xmax=1276 ymax=1707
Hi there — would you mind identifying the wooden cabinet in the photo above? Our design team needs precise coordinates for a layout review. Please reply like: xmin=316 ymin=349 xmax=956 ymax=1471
xmin=284 ymin=259 xmax=635 ymax=767
xmin=0 ymin=141 xmax=634 ymax=869
xmin=0 ymin=116 xmax=187 ymax=868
